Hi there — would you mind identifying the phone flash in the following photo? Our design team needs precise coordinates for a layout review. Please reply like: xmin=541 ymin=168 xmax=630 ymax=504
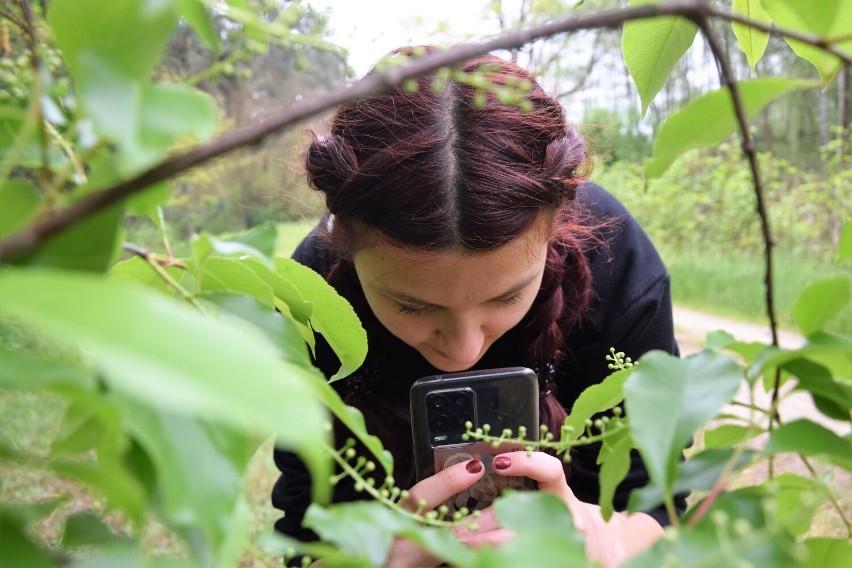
xmin=434 ymin=435 xmax=448 ymax=442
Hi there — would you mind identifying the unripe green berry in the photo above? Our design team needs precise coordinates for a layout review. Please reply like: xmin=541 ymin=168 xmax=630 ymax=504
xmin=733 ymin=518 xmax=751 ymax=536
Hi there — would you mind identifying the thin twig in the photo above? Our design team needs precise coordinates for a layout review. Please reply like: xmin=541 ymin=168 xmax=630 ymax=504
xmin=122 ymin=243 xmax=203 ymax=313
xmin=2 ymin=0 xmax=850 ymax=260
xmin=694 ymin=15 xmax=780 ymax=347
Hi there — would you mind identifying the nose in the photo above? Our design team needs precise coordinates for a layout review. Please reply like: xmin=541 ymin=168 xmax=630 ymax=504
xmin=437 ymin=313 xmax=485 ymax=367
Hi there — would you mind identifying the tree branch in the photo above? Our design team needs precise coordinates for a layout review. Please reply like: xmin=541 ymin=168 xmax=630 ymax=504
xmin=2 ymin=0 xmax=849 ymax=260
xmin=694 ymin=15 xmax=780 ymax=349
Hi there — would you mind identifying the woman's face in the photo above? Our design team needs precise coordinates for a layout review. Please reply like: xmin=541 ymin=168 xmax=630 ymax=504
xmin=352 ymin=221 xmax=550 ymax=372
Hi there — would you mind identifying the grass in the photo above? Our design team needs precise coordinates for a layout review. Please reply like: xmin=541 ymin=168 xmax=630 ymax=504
xmin=662 ymin=247 xmax=851 ymax=337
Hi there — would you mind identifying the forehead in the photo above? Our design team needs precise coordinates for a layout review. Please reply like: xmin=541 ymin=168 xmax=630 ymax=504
xmin=353 ymin=220 xmax=550 ymax=301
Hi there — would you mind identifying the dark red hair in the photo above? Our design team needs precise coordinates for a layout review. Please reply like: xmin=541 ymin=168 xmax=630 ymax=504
xmin=304 ymin=46 xmax=600 ymax=485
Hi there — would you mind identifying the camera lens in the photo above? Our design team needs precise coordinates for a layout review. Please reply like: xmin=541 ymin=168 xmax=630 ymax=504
xmin=455 ymin=413 xmax=472 ymax=429
xmin=453 ymin=393 xmax=471 ymax=410
xmin=429 ymin=394 xmax=449 ymax=412
xmin=432 ymin=414 xmax=450 ymax=432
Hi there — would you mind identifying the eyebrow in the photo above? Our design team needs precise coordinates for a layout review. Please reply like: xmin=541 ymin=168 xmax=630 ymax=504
xmin=371 ymin=271 xmax=542 ymax=308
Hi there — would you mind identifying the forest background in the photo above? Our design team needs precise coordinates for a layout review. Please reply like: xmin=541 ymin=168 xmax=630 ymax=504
xmin=0 ymin=0 xmax=850 ymax=566
xmin=109 ymin=0 xmax=850 ymax=334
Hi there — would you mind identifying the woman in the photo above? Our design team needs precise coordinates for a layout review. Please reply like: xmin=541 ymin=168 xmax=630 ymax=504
xmin=272 ymin=46 xmax=686 ymax=567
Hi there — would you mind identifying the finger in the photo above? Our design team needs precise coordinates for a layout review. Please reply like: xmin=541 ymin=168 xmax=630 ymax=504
xmin=457 ymin=527 xmax=516 ymax=549
xmin=491 ymin=451 xmax=571 ymax=495
xmin=491 ymin=451 xmax=587 ymax=530
xmin=404 ymin=458 xmax=485 ymax=512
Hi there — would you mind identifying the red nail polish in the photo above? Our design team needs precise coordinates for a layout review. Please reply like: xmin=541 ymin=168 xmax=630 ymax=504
xmin=466 ymin=459 xmax=483 ymax=473
xmin=494 ymin=456 xmax=511 ymax=470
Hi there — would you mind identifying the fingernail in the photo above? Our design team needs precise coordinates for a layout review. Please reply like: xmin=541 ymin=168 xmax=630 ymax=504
xmin=493 ymin=456 xmax=511 ymax=470
xmin=466 ymin=459 xmax=483 ymax=473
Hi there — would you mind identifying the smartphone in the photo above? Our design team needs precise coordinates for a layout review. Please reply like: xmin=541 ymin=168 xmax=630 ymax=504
xmin=410 ymin=367 xmax=539 ymax=513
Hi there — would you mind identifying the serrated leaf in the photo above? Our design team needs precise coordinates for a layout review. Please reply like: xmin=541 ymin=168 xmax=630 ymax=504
xmin=792 ymin=276 xmax=851 ymax=336
xmin=274 ymin=258 xmax=367 ymax=381
xmin=645 ymin=79 xmax=816 ymax=179
xmin=563 ymin=367 xmax=630 ymax=442
xmin=762 ymin=0 xmax=852 ymax=84
xmin=624 ymin=350 xmax=742 ymax=497
xmin=732 ymin=0 xmax=772 ymax=71
xmin=764 ymin=418 xmax=852 ymax=470
xmin=622 ymin=0 xmax=698 ymax=116
xmin=0 ymin=269 xmax=331 ymax=503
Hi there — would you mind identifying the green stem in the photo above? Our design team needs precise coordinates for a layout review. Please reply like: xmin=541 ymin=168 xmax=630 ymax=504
xmin=122 ymin=242 xmax=208 ymax=314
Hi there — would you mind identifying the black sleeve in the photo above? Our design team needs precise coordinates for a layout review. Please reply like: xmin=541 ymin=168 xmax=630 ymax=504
xmin=558 ymin=183 xmax=688 ymax=525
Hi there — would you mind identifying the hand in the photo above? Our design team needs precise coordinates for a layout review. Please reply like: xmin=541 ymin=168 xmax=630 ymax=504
xmin=385 ymin=458 xmax=487 ymax=567
xmin=488 ymin=451 xmax=664 ymax=568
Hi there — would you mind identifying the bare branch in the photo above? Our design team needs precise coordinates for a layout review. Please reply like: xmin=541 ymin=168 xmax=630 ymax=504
xmin=2 ymin=0 xmax=850 ymax=260
xmin=694 ymin=15 xmax=780 ymax=349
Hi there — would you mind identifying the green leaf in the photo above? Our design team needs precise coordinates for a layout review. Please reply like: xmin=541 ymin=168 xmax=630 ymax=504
xmin=62 ymin=513 xmax=125 ymax=548
xmin=474 ymin=492 xmax=585 ymax=567
xmin=242 ymin=258 xmax=313 ymax=324
xmin=109 ymin=256 xmax=182 ymax=295
xmin=623 ymin=350 xmax=742 ymax=497
xmin=0 ymin=343 xmax=94 ymax=390
xmin=783 ymin=358 xmax=852 ymax=421
xmin=274 ymin=258 xmax=367 ymax=381
xmin=703 ymin=423 xmax=761 ymax=448
xmin=221 ymin=224 xmax=279 ymax=258
xmin=53 ymin=459 xmax=147 ymax=523
xmin=127 ymin=183 xmax=170 ymax=227
xmin=0 ymin=269 xmax=331 ymax=503
xmin=622 ymin=0 xmax=698 ymax=116
xmin=597 ymin=431 xmax=632 ymax=520
xmin=837 ymin=221 xmax=852 ymax=264
xmin=762 ymin=0 xmax=852 ymax=84
xmin=764 ymin=418 xmax=852 ymax=470
xmin=632 ymin=490 xmax=798 ymax=567
xmin=202 ymin=293 xmax=312 ymax=369
xmin=118 ymin=398 xmax=254 ymax=563
xmin=732 ymin=0 xmax=772 ymax=71
xmin=196 ymin=257 xmax=275 ymax=308
xmin=767 ymin=472 xmax=822 ymax=536
xmin=628 ymin=448 xmax=755 ymax=513
xmin=645 ymin=78 xmax=817 ymax=179
xmin=563 ymin=367 xmax=630 ymax=442
xmin=50 ymin=1 xmax=215 ymax=173
xmin=0 ymin=180 xmax=40 ymax=239
xmin=749 ymin=332 xmax=852 ymax=384
xmin=178 ymin=0 xmax=221 ymax=52
xmin=305 ymin=502 xmax=411 ymax=567
xmin=804 ymin=537 xmax=852 ymax=567
xmin=0 ymin=512 xmax=55 ymax=568
xmin=792 ymin=276 xmax=851 ymax=337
